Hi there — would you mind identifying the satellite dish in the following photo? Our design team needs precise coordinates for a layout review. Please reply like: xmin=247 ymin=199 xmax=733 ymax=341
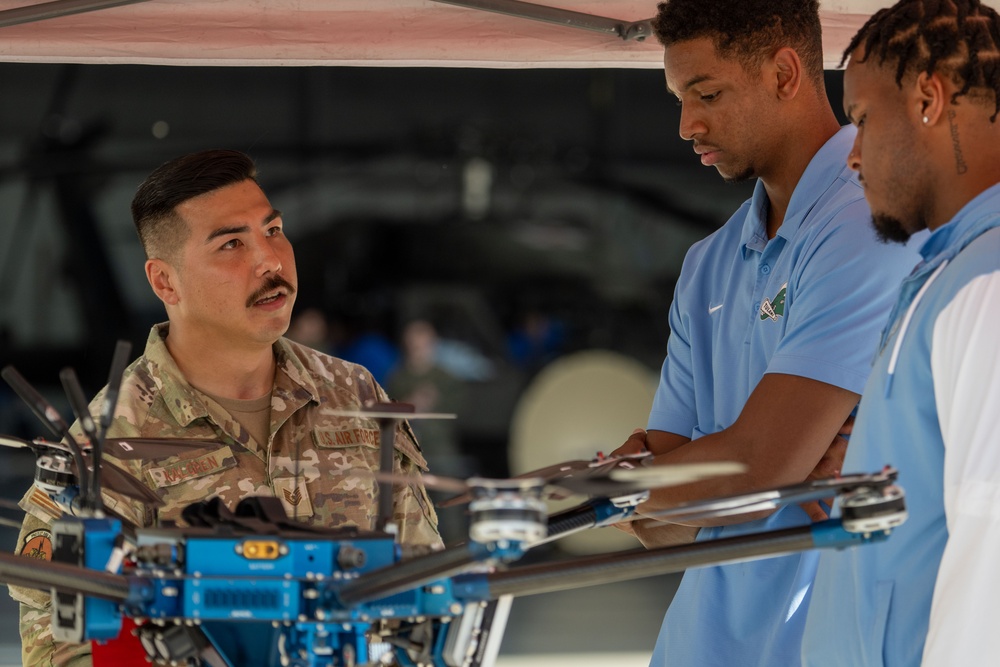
xmin=509 ymin=349 xmax=658 ymax=554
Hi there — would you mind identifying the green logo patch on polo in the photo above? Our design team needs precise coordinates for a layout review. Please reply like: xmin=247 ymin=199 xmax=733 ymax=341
xmin=760 ymin=283 xmax=787 ymax=321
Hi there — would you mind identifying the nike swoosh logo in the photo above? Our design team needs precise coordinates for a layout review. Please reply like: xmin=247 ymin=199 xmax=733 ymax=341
xmin=708 ymin=304 xmax=724 ymax=314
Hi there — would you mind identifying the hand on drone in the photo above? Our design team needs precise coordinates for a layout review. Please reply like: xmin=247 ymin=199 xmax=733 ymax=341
xmin=608 ymin=430 xmax=702 ymax=546
xmin=616 ymin=517 xmax=700 ymax=549
xmin=799 ymin=415 xmax=852 ymax=522
xmin=610 ymin=427 xmax=650 ymax=458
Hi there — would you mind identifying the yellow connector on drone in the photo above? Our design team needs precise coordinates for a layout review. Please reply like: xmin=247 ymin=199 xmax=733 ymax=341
xmin=238 ymin=539 xmax=282 ymax=560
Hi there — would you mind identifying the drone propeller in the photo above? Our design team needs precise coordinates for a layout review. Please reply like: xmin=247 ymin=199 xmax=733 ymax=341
xmin=0 ymin=434 xmax=227 ymax=460
xmin=378 ymin=472 xmax=470 ymax=494
xmin=2 ymin=365 xmax=92 ymax=503
xmin=372 ymin=453 xmax=747 ymax=507
xmin=556 ymin=460 xmax=749 ymax=497
xmin=100 ymin=437 xmax=230 ymax=461
xmin=327 ymin=407 xmax=457 ymax=421
xmin=0 ymin=497 xmax=27 ymax=530
xmin=0 ymin=435 xmax=34 ymax=451
xmin=2 ymin=341 xmax=139 ymax=513
xmin=94 ymin=460 xmax=165 ymax=508
xmin=2 ymin=343 xmax=230 ymax=516
xmin=0 ymin=434 xmax=166 ymax=508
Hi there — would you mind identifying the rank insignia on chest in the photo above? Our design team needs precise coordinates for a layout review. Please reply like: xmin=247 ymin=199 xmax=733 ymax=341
xmin=273 ymin=477 xmax=314 ymax=518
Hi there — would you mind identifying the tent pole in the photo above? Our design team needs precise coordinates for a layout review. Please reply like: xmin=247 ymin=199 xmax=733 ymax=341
xmin=430 ymin=0 xmax=653 ymax=42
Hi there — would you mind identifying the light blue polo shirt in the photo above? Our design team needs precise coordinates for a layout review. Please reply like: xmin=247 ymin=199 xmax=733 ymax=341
xmin=647 ymin=126 xmax=924 ymax=667
xmin=802 ymin=185 xmax=1000 ymax=667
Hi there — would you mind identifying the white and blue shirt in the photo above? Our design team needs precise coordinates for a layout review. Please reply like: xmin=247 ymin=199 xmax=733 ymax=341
xmin=647 ymin=126 xmax=924 ymax=667
xmin=803 ymin=184 xmax=1000 ymax=667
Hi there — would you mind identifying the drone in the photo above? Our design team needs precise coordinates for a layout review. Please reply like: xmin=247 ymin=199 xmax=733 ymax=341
xmin=0 ymin=343 xmax=908 ymax=667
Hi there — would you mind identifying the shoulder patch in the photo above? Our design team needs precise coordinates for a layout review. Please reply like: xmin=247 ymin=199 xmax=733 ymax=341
xmin=18 ymin=529 xmax=52 ymax=561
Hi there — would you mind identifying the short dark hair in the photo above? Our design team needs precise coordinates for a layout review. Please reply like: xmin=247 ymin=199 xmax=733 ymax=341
xmin=651 ymin=0 xmax=825 ymax=83
xmin=842 ymin=0 xmax=1000 ymax=121
xmin=131 ymin=149 xmax=259 ymax=260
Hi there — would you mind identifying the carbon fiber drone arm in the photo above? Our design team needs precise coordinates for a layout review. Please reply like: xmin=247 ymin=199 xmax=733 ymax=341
xmin=629 ymin=467 xmax=901 ymax=524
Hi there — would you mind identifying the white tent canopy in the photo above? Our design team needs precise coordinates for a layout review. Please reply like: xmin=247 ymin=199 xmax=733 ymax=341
xmin=0 ymin=0 xmax=895 ymax=68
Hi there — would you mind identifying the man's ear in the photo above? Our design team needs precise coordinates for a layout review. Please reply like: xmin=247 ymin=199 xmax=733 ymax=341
xmin=772 ymin=47 xmax=803 ymax=101
xmin=914 ymin=70 xmax=947 ymax=126
xmin=146 ymin=258 xmax=179 ymax=306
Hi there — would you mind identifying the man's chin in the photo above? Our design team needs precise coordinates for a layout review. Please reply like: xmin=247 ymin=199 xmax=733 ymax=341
xmin=872 ymin=213 xmax=917 ymax=245
xmin=251 ymin=313 xmax=294 ymax=346
xmin=721 ymin=166 xmax=755 ymax=184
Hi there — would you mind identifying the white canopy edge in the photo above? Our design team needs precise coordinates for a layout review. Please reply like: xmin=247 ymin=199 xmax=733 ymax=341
xmin=0 ymin=0 xmax=895 ymax=68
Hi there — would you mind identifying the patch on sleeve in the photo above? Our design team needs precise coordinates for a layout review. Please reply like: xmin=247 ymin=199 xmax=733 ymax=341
xmin=17 ymin=529 xmax=52 ymax=561
xmin=26 ymin=487 xmax=63 ymax=520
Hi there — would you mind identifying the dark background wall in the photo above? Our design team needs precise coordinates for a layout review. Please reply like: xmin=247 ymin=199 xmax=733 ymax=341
xmin=0 ymin=63 xmax=845 ymax=447
xmin=0 ymin=62 xmax=846 ymax=662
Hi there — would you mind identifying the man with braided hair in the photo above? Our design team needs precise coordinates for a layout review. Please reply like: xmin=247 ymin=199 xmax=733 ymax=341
xmin=608 ymin=1 xmax=925 ymax=665
xmin=803 ymin=1 xmax=1000 ymax=665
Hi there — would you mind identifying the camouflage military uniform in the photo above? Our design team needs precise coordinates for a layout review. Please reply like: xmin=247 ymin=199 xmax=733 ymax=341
xmin=11 ymin=323 xmax=442 ymax=666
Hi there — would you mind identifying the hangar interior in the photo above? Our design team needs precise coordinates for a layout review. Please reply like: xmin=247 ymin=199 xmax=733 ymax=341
xmin=0 ymin=1 xmax=860 ymax=664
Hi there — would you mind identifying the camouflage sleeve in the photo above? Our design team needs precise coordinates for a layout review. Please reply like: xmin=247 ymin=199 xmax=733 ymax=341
xmin=361 ymin=375 xmax=443 ymax=549
xmin=392 ymin=421 xmax=444 ymax=549
xmin=19 ymin=603 xmax=93 ymax=667
xmin=11 ymin=512 xmax=93 ymax=667
xmin=392 ymin=453 xmax=443 ymax=548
